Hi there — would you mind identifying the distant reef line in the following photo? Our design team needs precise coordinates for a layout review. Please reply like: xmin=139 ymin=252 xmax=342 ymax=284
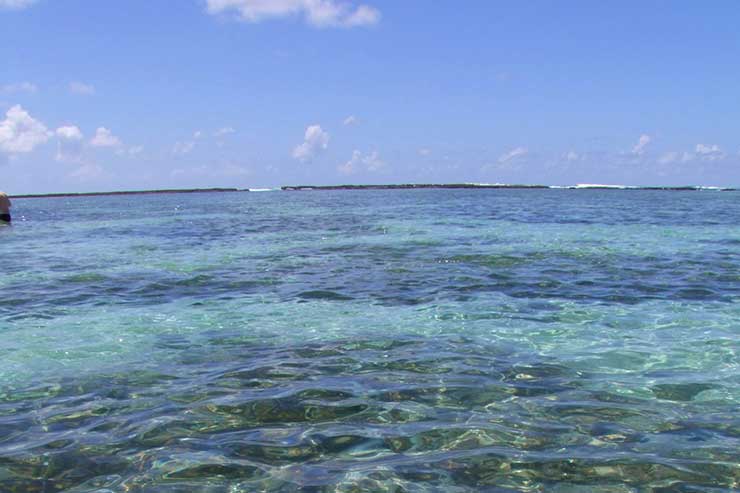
xmin=10 ymin=184 xmax=738 ymax=198
xmin=283 ymin=183 xmax=547 ymax=191
xmin=281 ymin=184 xmax=738 ymax=191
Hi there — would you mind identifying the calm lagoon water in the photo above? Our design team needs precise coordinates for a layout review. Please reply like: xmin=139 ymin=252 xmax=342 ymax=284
xmin=0 ymin=189 xmax=738 ymax=492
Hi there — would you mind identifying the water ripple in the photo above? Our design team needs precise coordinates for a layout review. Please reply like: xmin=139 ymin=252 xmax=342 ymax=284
xmin=1 ymin=190 xmax=739 ymax=491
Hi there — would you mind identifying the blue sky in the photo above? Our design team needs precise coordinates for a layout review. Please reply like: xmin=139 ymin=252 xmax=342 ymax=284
xmin=1 ymin=0 xmax=739 ymax=193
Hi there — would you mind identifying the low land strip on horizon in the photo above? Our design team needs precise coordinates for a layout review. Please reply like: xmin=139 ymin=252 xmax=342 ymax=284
xmin=9 ymin=184 xmax=738 ymax=199
xmin=281 ymin=183 xmax=737 ymax=191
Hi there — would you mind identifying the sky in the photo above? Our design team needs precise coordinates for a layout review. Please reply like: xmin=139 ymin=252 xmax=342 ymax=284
xmin=1 ymin=0 xmax=739 ymax=193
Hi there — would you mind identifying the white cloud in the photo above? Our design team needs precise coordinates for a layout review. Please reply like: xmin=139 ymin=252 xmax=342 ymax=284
xmin=340 ymin=4 xmax=379 ymax=26
xmin=418 ymin=148 xmax=431 ymax=156
xmin=173 ymin=141 xmax=196 ymax=155
xmin=56 ymin=125 xmax=83 ymax=141
xmin=214 ymin=127 xmax=235 ymax=137
xmin=54 ymin=125 xmax=85 ymax=163
xmin=338 ymin=149 xmax=384 ymax=174
xmin=69 ymin=81 xmax=95 ymax=95
xmin=0 ymin=0 xmax=37 ymax=10
xmin=695 ymin=143 xmax=725 ymax=161
xmin=193 ymin=130 xmax=203 ymax=139
xmin=293 ymin=124 xmax=329 ymax=161
xmin=206 ymin=0 xmax=380 ymax=28
xmin=1 ymin=82 xmax=37 ymax=94
xmin=343 ymin=115 xmax=357 ymax=126
xmin=90 ymin=127 xmax=122 ymax=148
xmin=632 ymin=134 xmax=652 ymax=155
xmin=0 ymin=105 xmax=50 ymax=153
xmin=498 ymin=146 xmax=528 ymax=164
xmin=564 ymin=150 xmax=580 ymax=162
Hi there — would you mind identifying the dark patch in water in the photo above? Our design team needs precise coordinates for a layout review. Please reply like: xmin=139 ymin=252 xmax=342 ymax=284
xmin=651 ymin=383 xmax=719 ymax=401
xmin=297 ymin=290 xmax=355 ymax=301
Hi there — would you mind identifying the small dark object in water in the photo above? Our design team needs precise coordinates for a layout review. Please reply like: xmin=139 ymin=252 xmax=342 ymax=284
xmin=0 ymin=191 xmax=10 ymax=223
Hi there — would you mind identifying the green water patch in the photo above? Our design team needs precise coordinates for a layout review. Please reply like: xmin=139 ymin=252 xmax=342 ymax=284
xmin=2 ymin=191 xmax=740 ymax=491
xmin=60 ymin=272 xmax=109 ymax=283
xmin=1 ymin=334 xmax=738 ymax=491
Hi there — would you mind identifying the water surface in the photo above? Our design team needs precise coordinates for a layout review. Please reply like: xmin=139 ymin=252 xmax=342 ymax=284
xmin=1 ymin=190 xmax=738 ymax=492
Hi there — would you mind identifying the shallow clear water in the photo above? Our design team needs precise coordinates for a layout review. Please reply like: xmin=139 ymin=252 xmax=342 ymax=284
xmin=0 ymin=189 xmax=738 ymax=492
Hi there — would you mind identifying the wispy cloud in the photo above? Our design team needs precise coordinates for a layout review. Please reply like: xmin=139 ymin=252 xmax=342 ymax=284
xmin=171 ymin=162 xmax=251 ymax=180
xmin=654 ymin=144 xmax=726 ymax=166
xmin=498 ymin=146 xmax=528 ymax=164
xmin=0 ymin=0 xmax=38 ymax=10
xmin=694 ymin=143 xmax=725 ymax=161
xmin=173 ymin=141 xmax=196 ymax=155
xmin=206 ymin=0 xmax=380 ymax=28
xmin=1 ymin=82 xmax=37 ymax=94
xmin=343 ymin=115 xmax=357 ymax=126
xmin=338 ymin=150 xmax=385 ymax=174
xmin=69 ymin=163 xmax=106 ymax=182
xmin=657 ymin=151 xmax=678 ymax=165
xmin=632 ymin=134 xmax=652 ymax=155
xmin=69 ymin=81 xmax=95 ymax=95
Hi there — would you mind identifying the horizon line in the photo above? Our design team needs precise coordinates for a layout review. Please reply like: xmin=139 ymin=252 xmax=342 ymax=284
xmin=9 ymin=183 xmax=739 ymax=199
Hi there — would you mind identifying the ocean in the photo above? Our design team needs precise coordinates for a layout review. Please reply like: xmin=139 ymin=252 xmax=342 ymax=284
xmin=0 ymin=189 xmax=738 ymax=492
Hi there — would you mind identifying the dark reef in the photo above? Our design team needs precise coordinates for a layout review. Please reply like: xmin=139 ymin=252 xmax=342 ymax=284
xmin=281 ymin=184 xmax=737 ymax=191
xmin=282 ymin=183 xmax=549 ymax=191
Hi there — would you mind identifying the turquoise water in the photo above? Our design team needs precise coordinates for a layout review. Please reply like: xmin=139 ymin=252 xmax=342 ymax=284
xmin=0 ymin=189 xmax=738 ymax=492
